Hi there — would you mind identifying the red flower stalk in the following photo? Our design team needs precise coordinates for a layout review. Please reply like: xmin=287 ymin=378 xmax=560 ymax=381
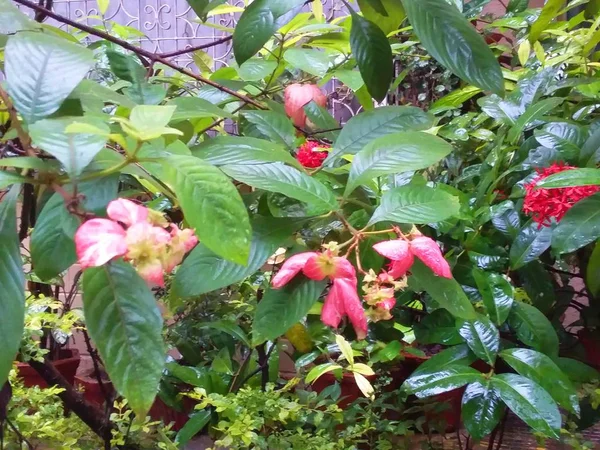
xmin=523 ymin=163 xmax=600 ymax=228
xmin=296 ymin=141 xmax=330 ymax=168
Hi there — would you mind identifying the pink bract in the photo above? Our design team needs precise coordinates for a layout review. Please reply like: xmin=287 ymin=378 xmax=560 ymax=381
xmin=75 ymin=218 xmax=128 ymax=268
xmin=272 ymin=252 xmax=319 ymax=288
xmin=107 ymin=198 xmax=148 ymax=227
xmin=410 ymin=236 xmax=452 ymax=279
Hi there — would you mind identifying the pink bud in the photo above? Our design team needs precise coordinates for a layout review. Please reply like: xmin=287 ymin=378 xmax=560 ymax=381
xmin=272 ymin=252 xmax=319 ymax=288
xmin=373 ymin=239 xmax=414 ymax=278
xmin=106 ymin=198 xmax=148 ymax=227
xmin=284 ymin=83 xmax=327 ymax=128
xmin=409 ymin=236 xmax=452 ymax=279
xmin=75 ymin=219 xmax=128 ymax=268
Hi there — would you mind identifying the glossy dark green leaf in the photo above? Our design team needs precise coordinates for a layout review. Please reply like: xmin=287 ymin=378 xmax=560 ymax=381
xmin=536 ymin=168 xmax=600 ymax=189
xmin=552 ymin=193 xmax=600 ymax=254
xmin=196 ymin=321 xmax=251 ymax=348
xmin=328 ymin=106 xmax=433 ymax=163
xmin=509 ymin=221 xmax=553 ymax=270
xmin=533 ymin=122 xmax=585 ymax=161
xmin=462 ymin=380 xmax=505 ymax=441
xmin=501 ymin=348 xmax=579 ymax=415
xmin=6 ymin=32 xmax=94 ymax=124
xmin=586 ymin=241 xmax=600 ymax=296
xmin=414 ymin=309 xmax=463 ymax=345
xmin=357 ymin=0 xmax=406 ymax=35
xmin=529 ymin=0 xmax=565 ymax=43
xmin=580 ymin=126 xmax=600 ymax=167
xmin=472 ymin=269 xmax=514 ymax=325
xmin=30 ymin=194 xmax=78 ymax=281
xmin=555 ymin=357 xmax=599 ymax=384
xmin=414 ymin=344 xmax=477 ymax=375
xmin=303 ymin=101 xmax=340 ymax=141
xmin=457 ymin=314 xmax=500 ymax=365
xmin=517 ymin=261 xmax=555 ymax=314
xmin=507 ymin=0 xmax=529 ymax=13
xmin=173 ymin=217 xmax=300 ymax=298
xmin=253 ymin=279 xmax=327 ymax=343
xmin=233 ymin=0 xmax=305 ymax=64
xmin=491 ymin=373 xmax=561 ymax=439
xmin=345 ymin=131 xmax=453 ymax=196
xmin=401 ymin=0 xmax=503 ymax=96
xmin=29 ymin=116 xmax=109 ymax=177
xmin=349 ymin=11 xmax=393 ymax=101
xmin=83 ymin=261 xmax=165 ymax=417
xmin=402 ymin=364 xmax=483 ymax=398
xmin=175 ymin=410 xmax=212 ymax=446
xmin=410 ymin=260 xmax=476 ymax=319
xmin=107 ymin=50 xmax=145 ymax=83
xmin=221 ymin=163 xmax=339 ymax=215
xmin=166 ymin=155 xmax=251 ymax=265
xmin=369 ymin=185 xmax=460 ymax=225
xmin=507 ymin=302 xmax=559 ymax=358
xmin=242 ymin=110 xmax=296 ymax=151
xmin=507 ymin=98 xmax=564 ymax=143
xmin=192 ymin=136 xmax=301 ymax=168
xmin=0 ymin=187 xmax=25 ymax=386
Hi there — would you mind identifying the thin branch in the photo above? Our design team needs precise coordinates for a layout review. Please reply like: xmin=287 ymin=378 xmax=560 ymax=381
xmin=544 ymin=265 xmax=583 ymax=279
xmin=12 ymin=0 xmax=265 ymax=110
xmin=157 ymin=35 xmax=233 ymax=58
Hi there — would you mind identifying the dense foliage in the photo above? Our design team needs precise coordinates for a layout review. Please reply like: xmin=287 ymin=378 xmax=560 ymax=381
xmin=2 ymin=0 xmax=600 ymax=448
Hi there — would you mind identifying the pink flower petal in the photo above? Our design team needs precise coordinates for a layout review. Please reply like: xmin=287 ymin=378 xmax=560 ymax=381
xmin=75 ymin=219 xmax=128 ymax=268
xmin=410 ymin=236 xmax=452 ymax=279
xmin=388 ymin=253 xmax=414 ymax=278
xmin=125 ymin=222 xmax=171 ymax=251
xmin=107 ymin=198 xmax=148 ymax=227
xmin=377 ymin=297 xmax=396 ymax=311
xmin=136 ymin=258 xmax=165 ymax=287
xmin=336 ymin=278 xmax=368 ymax=340
xmin=272 ymin=252 xmax=319 ymax=288
xmin=321 ymin=281 xmax=345 ymax=329
xmin=331 ymin=256 xmax=356 ymax=280
xmin=373 ymin=239 xmax=410 ymax=260
xmin=302 ymin=254 xmax=329 ymax=281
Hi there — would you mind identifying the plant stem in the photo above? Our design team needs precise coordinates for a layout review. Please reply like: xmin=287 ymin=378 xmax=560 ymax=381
xmin=157 ymin=35 xmax=233 ymax=58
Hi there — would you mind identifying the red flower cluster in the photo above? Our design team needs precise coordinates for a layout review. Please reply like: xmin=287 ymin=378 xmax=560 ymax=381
xmin=523 ymin=163 xmax=600 ymax=227
xmin=296 ymin=141 xmax=329 ymax=168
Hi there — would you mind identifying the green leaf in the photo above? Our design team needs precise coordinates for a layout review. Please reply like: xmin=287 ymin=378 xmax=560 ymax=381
xmin=401 ymin=0 xmax=504 ymax=96
xmin=529 ymin=0 xmax=565 ymax=43
xmin=507 ymin=302 xmax=559 ymax=358
xmin=368 ymin=185 xmax=460 ymax=225
xmin=168 ymin=97 xmax=233 ymax=122
xmin=430 ymin=86 xmax=482 ymax=113
xmin=507 ymin=0 xmax=529 ymax=13
xmin=129 ymin=105 xmax=179 ymax=140
xmin=303 ymin=101 xmax=340 ymax=141
xmin=0 ymin=187 xmax=25 ymax=386
xmin=237 ymin=58 xmax=277 ymax=81
xmin=0 ymin=171 xmax=29 ymax=190
xmin=221 ymin=163 xmax=339 ymax=215
xmin=0 ymin=0 xmax=40 ymax=33
xmin=83 ymin=261 xmax=165 ymax=417
xmin=517 ymin=261 xmax=555 ymax=313
xmin=242 ymin=111 xmax=296 ymax=151
xmin=29 ymin=117 xmax=109 ymax=177
xmin=349 ymin=12 xmax=393 ymax=101
xmin=306 ymin=362 xmax=343 ymax=383
xmin=457 ymin=314 xmax=500 ymax=365
xmin=462 ymin=380 xmax=505 ymax=441
xmin=414 ymin=309 xmax=463 ymax=345
xmin=500 ymin=348 xmax=579 ymax=415
xmin=472 ymin=269 xmax=514 ymax=325
xmin=402 ymin=364 xmax=483 ymax=398
xmin=106 ymin=50 xmax=145 ymax=83
xmin=357 ymin=0 xmax=406 ymax=35
xmin=192 ymin=136 xmax=301 ymax=169
xmin=327 ymin=106 xmax=433 ymax=163
xmin=507 ymin=98 xmax=564 ymax=143
xmin=254 ymin=279 xmax=327 ymax=342
xmin=490 ymin=373 xmax=561 ymax=439
xmin=345 ymin=131 xmax=453 ymax=196
xmin=196 ymin=321 xmax=251 ymax=348
xmin=173 ymin=217 xmax=300 ymax=298
xmin=175 ymin=410 xmax=212 ymax=447
xmin=30 ymin=195 xmax=78 ymax=281
xmin=509 ymin=221 xmax=552 ymax=270
xmin=586 ymin=241 xmax=600 ymax=296
xmin=284 ymin=48 xmax=330 ymax=77
xmin=410 ymin=260 xmax=477 ymax=319
xmin=552 ymin=193 xmax=600 ymax=254
xmin=535 ymin=168 xmax=600 ymax=188
xmin=6 ymin=32 xmax=94 ymax=124
xmin=555 ymin=357 xmax=599 ymax=384
xmin=414 ymin=344 xmax=477 ymax=375
xmin=580 ymin=126 xmax=600 ymax=167
xmin=71 ymin=79 xmax=137 ymax=109
xmin=166 ymin=155 xmax=251 ymax=265
xmin=233 ymin=0 xmax=305 ymax=64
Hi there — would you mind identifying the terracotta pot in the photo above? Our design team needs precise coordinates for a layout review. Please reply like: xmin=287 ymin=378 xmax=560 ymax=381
xmin=17 ymin=349 xmax=81 ymax=388
xmin=74 ymin=371 xmax=115 ymax=407
xmin=579 ymin=329 xmax=600 ymax=369
xmin=148 ymin=395 xmax=199 ymax=431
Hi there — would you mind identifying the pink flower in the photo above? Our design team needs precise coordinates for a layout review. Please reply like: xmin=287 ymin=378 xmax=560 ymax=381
xmin=373 ymin=236 xmax=452 ymax=279
xmin=284 ymin=83 xmax=327 ymax=128
xmin=272 ymin=248 xmax=367 ymax=339
xmin=74 ymin=198 xmax=197 ymax=287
